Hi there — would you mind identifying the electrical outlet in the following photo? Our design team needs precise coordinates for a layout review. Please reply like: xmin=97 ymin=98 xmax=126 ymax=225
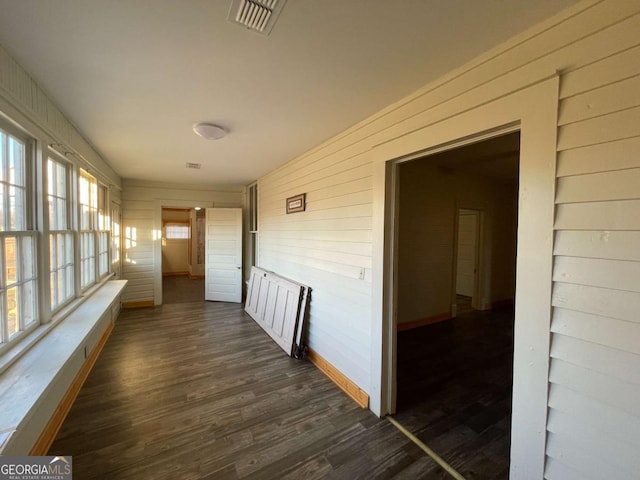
xmin=359 ymin=268 xmax=365 ymax=280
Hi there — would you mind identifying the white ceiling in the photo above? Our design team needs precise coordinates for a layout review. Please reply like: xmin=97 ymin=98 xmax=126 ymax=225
xmin=0 ymin=0 xmax=579 ymax=186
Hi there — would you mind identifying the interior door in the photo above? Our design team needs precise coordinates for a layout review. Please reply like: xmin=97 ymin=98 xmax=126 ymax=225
xmin=456 ymin=209 xmax=479 ymax=297
xmin=205 ymin=208 xmax=242 ymax=302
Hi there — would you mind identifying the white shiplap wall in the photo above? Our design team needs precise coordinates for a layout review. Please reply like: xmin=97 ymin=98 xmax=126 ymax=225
xmin=0 ymin=44 xmax=120 ymax=187
xmin=258 ymin=157 xmax=373 ymax=390
xmin=256 ymin=0 xmax=640 ymax=473
xmin=121 ymin=180 xmax=243 ymax=304
xmin=548 ymin=15 xmax=640 ymax=478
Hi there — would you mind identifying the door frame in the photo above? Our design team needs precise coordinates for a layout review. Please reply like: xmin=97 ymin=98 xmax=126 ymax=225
xmin=152 ymin=199 xmax=213 ymax=306
xmin=369 ymin=75 xmax=559 ymax=478
xmin=452 ymin=207 xmax=484 ymax=313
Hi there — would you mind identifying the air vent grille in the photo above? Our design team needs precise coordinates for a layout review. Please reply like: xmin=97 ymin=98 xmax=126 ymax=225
xmin=228 ymin=0 xmax=287 ymax=36
xmin=186 ymin=163 xmax=201 ymax=169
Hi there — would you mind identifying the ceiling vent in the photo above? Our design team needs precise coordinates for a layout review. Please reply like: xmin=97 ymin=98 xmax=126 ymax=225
xmin=186 ymin=162 xmax=202 ymax=169
xmin=227 ymin=0 xmax=287 ymax=36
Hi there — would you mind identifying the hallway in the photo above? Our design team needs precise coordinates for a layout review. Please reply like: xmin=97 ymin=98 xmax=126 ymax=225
xmin=49 ymin=302 xmax=454 ymax=479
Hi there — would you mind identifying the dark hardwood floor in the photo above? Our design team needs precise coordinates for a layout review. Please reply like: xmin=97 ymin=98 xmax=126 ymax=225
xmin=395 ymin=307 xmax=515 ymax=479
xmin=162 ymin=275 xmax=204 ymax=304
xmin=49 ymin=301 xmax=456 ymax=479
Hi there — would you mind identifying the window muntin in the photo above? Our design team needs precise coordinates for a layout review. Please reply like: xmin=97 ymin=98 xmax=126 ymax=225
xmin=165 ymin=224 xmax=189 ymax=239
xmin=47 ymin=157 xmax=74 ymax=310
xmin=0 ymin=126 xmax=37 ymax=345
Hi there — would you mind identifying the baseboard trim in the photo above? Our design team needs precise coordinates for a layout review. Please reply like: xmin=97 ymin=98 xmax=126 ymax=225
xmin=397 ymin=312 xmax=451 ymax=331
xmin=122 ymin=300 xmax=154 ymax=309
xmin=30 ymin=321 xmax=115 ymax=455
xmin=307 ymin=348 xmax=369 ymax=409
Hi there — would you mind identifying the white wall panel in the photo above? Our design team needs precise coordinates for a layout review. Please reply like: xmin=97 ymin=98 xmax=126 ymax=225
xmin=0 ymin=45 xmax=120 ymax=187
xmin=549 ymin=5 xmax=640 ymax=472
xmin=251 ymin=2 xmax=640 ymax=476
xmin=121 ymin=180 xmax=243 ymax=303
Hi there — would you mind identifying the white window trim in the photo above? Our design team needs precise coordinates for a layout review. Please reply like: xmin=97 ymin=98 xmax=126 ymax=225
xmin=0 ymin=121 xmax=38 ymax=349
xmin=46 ymin=155 xmax=75 ymax=314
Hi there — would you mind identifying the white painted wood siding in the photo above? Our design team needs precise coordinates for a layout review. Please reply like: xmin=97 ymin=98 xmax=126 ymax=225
xmin=549 ymin=6 xmax=640 ymax=476
xmin=255 ymin=1 xmax=640 ymax=475
xmin=0 ymin=45 xmax=120 ymax=187
xmin=121 ymin=180 xmax=243 ymax=304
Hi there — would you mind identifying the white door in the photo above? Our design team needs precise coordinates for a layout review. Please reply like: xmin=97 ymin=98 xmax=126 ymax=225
xmin=205 ymin=208 xmax=242 ymax=302
xmin=455 ymin=209 xmax=479 ymax=297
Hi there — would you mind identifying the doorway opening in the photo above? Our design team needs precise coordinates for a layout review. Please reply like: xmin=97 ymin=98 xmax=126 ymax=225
xmin=394 ymin=131 xmax=520 ymax=476
xmin=455 ymin=208 xmax=481 ymax=315
xmin=161 ymin=207 xmax=205 ymax=304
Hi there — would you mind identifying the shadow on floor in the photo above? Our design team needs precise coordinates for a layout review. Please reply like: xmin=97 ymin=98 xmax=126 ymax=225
xmin=162 ymin=275 xmax=205 ymax=304
xmin=395 ymin=306 xmax=515 ymax=479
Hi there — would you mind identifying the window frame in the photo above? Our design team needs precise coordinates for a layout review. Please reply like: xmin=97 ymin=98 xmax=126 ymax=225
xmin=78 ymin=169 xmax=98 ymax=290
xmin=0 ymin=121 xmax=38 ymax=349
xmin=46 ymin=154 xmax=75 ymax=313
xmin=97 ymin=183 xmax=110 ymax=279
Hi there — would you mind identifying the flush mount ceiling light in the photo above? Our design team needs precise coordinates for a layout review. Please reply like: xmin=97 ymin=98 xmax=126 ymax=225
xmin=192 ymin=123 xmax=227 ymax=140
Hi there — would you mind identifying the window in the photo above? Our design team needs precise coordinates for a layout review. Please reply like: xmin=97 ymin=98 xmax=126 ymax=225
xmin=47 ymin=157 xmax=74 ymax=310
xmin=0 ymin=126 xmax=37 ymax=344
xmin=248 ymin=183 xmax=258 ymax=267
xmin=79 ymin=169 xmax=97 ymax=288
xmin=97 ymin=184 xmax=109 ymax=277
xmin=248 ymin=183 xmax=258 ymax=232
xmin=111 ymin=202 xmax=121 ymax=278
xmin=165 ymin=224 xmax=189 ymax=239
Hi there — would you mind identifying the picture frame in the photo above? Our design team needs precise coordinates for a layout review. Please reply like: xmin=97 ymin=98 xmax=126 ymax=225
xmin=286 ymin=193 xmax=306 ymax=214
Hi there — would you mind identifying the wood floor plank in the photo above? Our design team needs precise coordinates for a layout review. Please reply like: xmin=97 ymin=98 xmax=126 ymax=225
xmin=49 ymin=298 xmax=511 ymax=479
xmin=48 ymin=301 xmax=432 ymax=479
xmin=394 ymin=306 xmax=514 ymax=479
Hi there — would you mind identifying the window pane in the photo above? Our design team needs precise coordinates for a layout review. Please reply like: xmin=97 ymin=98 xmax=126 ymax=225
xmin=0 ymin=131 xmax=5 ymax=183
xmin=50 ymin=271 xmax=58 ymax=307
xmin=0 ymin=183 xmax=4 ymax=231
xmin=21 ymin=236 xmax=34 ymax=279
xmin=9 ymin=137 xmax=25 ymax=187
xmin=6 ymin=287 xmax=19 ymax=337
xmin=47 ymin=159 xmax=55 ymax=196
xmin=56 ymin=162 xmax=66 ymax=196
xmin=21 ymin=280 xmax=35 ymax=327
xmin=5 ymin=236 xmax=17 ymax=285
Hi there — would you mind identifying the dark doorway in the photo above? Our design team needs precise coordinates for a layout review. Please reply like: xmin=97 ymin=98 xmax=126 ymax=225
xmin=394 ymin=132 xmax=520 ymax=478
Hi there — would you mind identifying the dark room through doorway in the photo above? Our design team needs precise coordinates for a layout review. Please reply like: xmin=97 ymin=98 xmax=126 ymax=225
xmin=393 ymin=131 xmax=520 ymax=478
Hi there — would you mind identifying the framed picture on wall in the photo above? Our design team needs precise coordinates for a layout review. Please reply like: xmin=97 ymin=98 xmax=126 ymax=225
xmin=286 ymin=193 xmax=306 ymax=214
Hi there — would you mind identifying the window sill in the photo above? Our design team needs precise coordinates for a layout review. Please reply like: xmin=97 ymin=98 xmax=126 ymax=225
xmin=0 ymin=278 xmax=126 ymax=454
xmin=0 ymin=274 xmax=115 ymax=376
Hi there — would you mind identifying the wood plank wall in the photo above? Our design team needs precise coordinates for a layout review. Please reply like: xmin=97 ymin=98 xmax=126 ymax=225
xmin=548 ymin=6 xmax=640 ymax=478
xmin=0 ymin=45 xmax=120 ymax=187
xmin=256 ymin=1 xmax=640 ymax=475
xmin=121 ymin=180 xmax=243 ymax=304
